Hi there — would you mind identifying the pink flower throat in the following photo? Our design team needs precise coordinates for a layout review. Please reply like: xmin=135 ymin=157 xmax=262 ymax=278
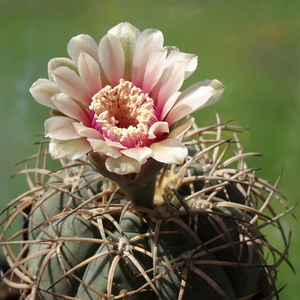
xmin=90 ymin=79 xmax=160 ymax=148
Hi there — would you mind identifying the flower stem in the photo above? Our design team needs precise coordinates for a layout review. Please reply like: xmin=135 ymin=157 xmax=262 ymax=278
xmin=117 ymin=176 xmax=157 ymax=206
xmin=88 ymin=152 xmax=165 ymax=207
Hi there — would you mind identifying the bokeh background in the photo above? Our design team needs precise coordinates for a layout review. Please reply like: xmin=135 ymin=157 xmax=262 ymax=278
xmin=1 ymin=0 xmax=299 ymax=298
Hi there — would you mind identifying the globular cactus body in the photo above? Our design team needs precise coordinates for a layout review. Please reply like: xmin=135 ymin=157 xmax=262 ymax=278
xmin=0 ymin=120 xmax=293 ymax=300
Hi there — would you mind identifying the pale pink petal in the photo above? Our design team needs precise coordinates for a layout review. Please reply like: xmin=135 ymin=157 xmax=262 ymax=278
xmin=73 ymin=123 xmax=103 ymax=139
xmin=160 ymin=91 xmax=181 ymax=120
xmin=132 ymin=28 xmax=164 ymax=88
xmin=165 ymin=79 xmax=225 ymax=125
xmin=148 ymin=122 xmax=169 ymax=139
xmin=78 ymin=52 xmax=102 ymax=95
xmin=48 ymin=58 xmax=78 ymax=82
xmin=121 ymin=147 xmax=152 ymax=165
xmin=165 ymin=47 xmax=198 ymax=80
xmin=150 ymin=139 xmax=188 ymax=164
xmin=175 ymin=79 xmax=225 ymax=109
xmin=88 ymin=138 xmax=122 ymax=158
xmin=103 ymin=138 xmax=127 ymax=149
xmin=108 ymin=22 xmax=141 ymax=39
xmin=182 ymin=54 xmax=198 ymax=79
xmin=105 ymin=156 xmax=141 ymax=174
xmin=141 ymin=48 xmax=167 ymax=94
xmin=51 ymin=66 xmax=91 ymax=105
xmin=49 ymin=138 xmax=92 ymax=160
xmin=67 ymin=34 xmax=99 ymax=65
xmin=165 ymin=86 xmax=213 ymax=125
xmin=98 ymin=33 xmax=125 ymax=86
xmin=45 ymin=116 xmax=80 ymax=140
xmin=29 ymin=79 xmax=59 ymax=109
xmin=168 ymin=117 xmax=194 ymax=140
xmin=108 ymin=22 xmax=140 ymax=80
xmin=52 ymin=93 xmax=90 ymax=124
xmin=152 ymin=61 xmax=185 ymax=112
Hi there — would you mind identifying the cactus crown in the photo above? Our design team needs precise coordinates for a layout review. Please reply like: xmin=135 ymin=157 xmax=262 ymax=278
xmin=1 ymin=115 xmax=294 ymax=300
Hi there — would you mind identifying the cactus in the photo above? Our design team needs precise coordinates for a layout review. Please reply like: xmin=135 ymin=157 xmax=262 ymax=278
xmin=0 ymin=116 xmax=294 ymax=300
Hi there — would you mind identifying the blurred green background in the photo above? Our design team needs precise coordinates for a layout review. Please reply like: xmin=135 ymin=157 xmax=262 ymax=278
xmin=0 ymin=0 xmax=299 ymax=298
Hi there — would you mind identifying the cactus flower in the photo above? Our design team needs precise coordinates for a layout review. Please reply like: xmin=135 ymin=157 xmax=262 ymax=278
xmin=30 ymin=22 xmax=225 ymax=204
xmin=30 ymin=22 xmax=224 ymax=174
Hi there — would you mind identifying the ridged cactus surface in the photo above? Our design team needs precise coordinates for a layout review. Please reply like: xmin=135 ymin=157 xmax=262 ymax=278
xmin=1 ymin=118 xmax=294 ymax=299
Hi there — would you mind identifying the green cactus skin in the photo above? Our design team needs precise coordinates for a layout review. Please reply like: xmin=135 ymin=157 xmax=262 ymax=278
xmin=181 ymin=255 xmax=237 ymax=300
xmin=195 ymin=202 xmax=263 ymax=298
xmin=76 ymin=212 xmax=155 ymax=300
xmin=28 ymin=189 xmax=81 ymax=240
xmin=76 ymin=210 xmax=238 ymax=300
xmin=148 ymin=219 xmax=237 ymax=300
xmin=28 ymin=168 xmax=102 ymax=239
xmin=27 ymin=214 xmax=100 ymax=300
xmin=178 ymin=161 xmax=264 ymax=298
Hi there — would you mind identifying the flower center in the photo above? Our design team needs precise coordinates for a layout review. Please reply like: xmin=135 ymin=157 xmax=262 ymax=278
xmin=90 ymin=79 xmax=157 ymax=148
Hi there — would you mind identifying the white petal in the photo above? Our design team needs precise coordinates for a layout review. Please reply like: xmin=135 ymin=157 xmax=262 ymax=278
xmin=98 ymin=33 xmax=125 ymax=86
xmin=141 ymin=48 xmax=167 ymax=94
xmin=49 ymin=138 xmax=92 ymax=160
xmin=108 ymin=22 xmax=140 ymax=80
xmin=103 ymin=138 xmax=127 ymax=149
xmin=29 ymin=79 xmax=59 ymax=109
xmin=168 ymin=117 xmax=194 ymax=140
xmin=151 ymin=139 xmax=188 ymax=164
xmin=121 ymin=147 xmax=152 ymax=165
xmin=109 ymin=22 xmax=141 ymax=39
xmin=78 ymin=52 xmax=102 ymax=95
xmin=182 ymin=54 xmax=198 ymax=79
xmin=148 ymin=122 xmax=169 ymax=139
xmin=166 ymin=86 xmax=212 ymax=124
xmin=160 ymin=91 xmax=180 ymax=121
xmin=67 ymin=34 xmax=99 ymax=65
xmin=165 ymin=79 xmax=225 ymax=125
xmin=73 ymin=123 xmax=102 ymax=139
xmin=153 ymin=61 xmax=185 ymax=112
xmin=51 ymin=66 xmax=91 ymax=105
xmin=165 ymin=48 xmax=198 ymax=80
xmin=45 ymin=116 xmax=80 ymax=140
xmin=52 ymin=93 xmax=90 ymax=124
xmin=48 ymin=58 xmax=78 ymax=81
xmin=132 ymin=28 xmax=164 ymax=88
xmin=105 ymin=156 xmax=141 ymax=174
xmin=87 ymin=138 xmax=122 ymax=158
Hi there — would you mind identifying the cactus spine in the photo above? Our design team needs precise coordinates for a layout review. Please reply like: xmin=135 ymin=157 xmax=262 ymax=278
xmin=1 ymin=117 xmax=294 ymax=299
